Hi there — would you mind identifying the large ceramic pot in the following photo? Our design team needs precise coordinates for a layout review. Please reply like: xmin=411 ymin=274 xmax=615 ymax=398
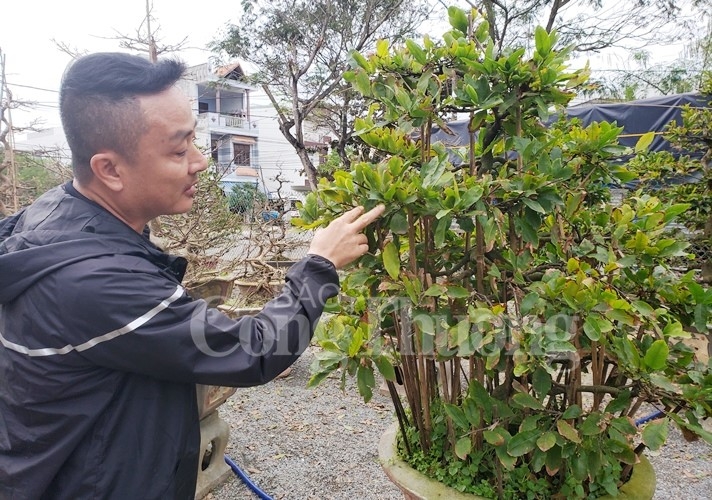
xmin=188 ymin=284 xmax=240 ymax=500
xmin=187 ymin=277 xmax=235 ymax=309
xmin=378 ymin=423 xmax=656 ymax=500
xmin=234 ymin=279 xmax=283 ymax=301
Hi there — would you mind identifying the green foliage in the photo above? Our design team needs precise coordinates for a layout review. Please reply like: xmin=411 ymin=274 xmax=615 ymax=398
xmin=209 ymin=0 xmax=431 ymax=184
xmin=625 ymin=87 xmax=712 ymax=281
xmin=300 ymin=7 xmax=712 ymax=499
xmin=4 ymin=152 xmax=72 ymax=211
xmin=227 ymin=182 xmax=267 ymax=214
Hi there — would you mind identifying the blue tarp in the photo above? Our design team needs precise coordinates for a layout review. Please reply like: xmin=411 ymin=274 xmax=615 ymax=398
xmin=430 ymin=92 xmax=711 ymax=159
xmin=429 ymin=92 xmax=711 ymax=188
xmin=562 ymin=92 xmax=710 ymax=157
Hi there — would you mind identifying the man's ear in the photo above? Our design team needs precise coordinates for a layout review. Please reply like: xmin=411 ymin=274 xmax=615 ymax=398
xmin=89 ymin=152 xmax=124 ymax=192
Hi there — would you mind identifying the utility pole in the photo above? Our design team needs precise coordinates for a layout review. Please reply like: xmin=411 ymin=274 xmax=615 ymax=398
xmin=145 ymin=0 xmax=158 ymax=63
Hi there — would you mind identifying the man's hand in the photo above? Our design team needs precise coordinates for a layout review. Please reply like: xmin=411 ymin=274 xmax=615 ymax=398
xmin=307 ymin=204 xmax=385 ymax=269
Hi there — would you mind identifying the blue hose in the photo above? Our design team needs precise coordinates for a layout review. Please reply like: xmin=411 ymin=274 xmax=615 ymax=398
xmin=224 ymin=454 xmax=274 ymax=500
xmin=635 ymin=409 xmax=665 ymax=426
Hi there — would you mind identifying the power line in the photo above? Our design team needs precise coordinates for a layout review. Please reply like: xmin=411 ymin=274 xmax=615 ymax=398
xmin=5 ymin=82 xmax=60 ymax=93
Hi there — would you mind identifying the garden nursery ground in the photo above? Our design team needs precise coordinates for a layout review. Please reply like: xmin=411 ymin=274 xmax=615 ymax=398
xmin=206 ymin=346 xmax=712 ymax=500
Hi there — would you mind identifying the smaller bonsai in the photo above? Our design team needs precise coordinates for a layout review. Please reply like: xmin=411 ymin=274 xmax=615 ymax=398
xmin=151 ymin=169 xmax=243 ymax=290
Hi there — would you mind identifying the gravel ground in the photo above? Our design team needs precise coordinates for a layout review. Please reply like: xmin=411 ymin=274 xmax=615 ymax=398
xmin=207 ymin=346 xmax=712 ymax=500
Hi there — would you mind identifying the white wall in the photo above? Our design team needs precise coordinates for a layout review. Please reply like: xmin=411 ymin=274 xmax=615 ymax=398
xmin=250 ymin=89 xmax=326 ymax=201
xmin=14 ymin=127 xmax=72 ymax=164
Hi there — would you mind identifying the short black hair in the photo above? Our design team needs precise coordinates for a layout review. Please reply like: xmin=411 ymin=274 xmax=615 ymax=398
xmin=59 ymin=52 xmax=187 ymax=184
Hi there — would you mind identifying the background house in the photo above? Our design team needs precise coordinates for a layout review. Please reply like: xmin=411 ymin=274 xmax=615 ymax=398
xmin=182 ymin=60 xmax=326 ymax=207
xmin=15 ymin=58 xmax=328 ymax=209
xmin=179 ymin=61 xmax=261 ymax=194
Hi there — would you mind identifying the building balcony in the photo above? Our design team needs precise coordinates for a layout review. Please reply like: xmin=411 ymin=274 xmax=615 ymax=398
xmin=196 ymin=112 xmax=258 ymax=136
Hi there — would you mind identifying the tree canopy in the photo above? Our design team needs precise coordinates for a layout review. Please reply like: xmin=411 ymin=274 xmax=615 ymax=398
xmin=210 ymin=0 xmax=433 ymax=189
xmin=212 ymin=0 xmax=712 ymax=186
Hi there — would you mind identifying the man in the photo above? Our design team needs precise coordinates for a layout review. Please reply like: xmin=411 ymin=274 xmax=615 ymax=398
xmin=0 ymin=52 xmax=384 ymax=499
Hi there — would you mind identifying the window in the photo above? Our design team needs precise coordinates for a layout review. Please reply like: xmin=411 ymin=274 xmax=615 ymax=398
xmin=233 ymin=143 xmax=251 ymax=166
xmin=211 ymin=140 xmax=219 ymax=165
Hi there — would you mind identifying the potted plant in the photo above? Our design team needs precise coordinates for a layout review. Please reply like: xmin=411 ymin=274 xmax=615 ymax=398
xmin=296 ymin=7 xmax=712 ymax=499
xmin=230 ymin=172 xmax=305 ymax=305
xmin=152 ymin=168 xmax=244 ymax=306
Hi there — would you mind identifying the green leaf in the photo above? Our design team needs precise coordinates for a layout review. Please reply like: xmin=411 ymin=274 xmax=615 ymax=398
xmin=631 ymin=300 xmax=655 ymax=317
xmin=389 ymin=212 xmax=409 ymax=234
xmin=522 ymin=198 xmax=546 ymax=213
xmin=641 ymin=419 xmax=669 ymax=451
xmin=448 ymin=6 xmax=469 ymax=34
xmin=405 ymin=39 xmax=427 ymax=65
xmin=605 ymin=391 xmax=632 ymax=414
xmin=537 ymin=432 xmax=557 ymax=452
xmin=455 ymin=437 xmax=472 ymax=460
xmin=534 ymin=26 xmax=552 ymax=54
xmin=374 ymin=356 xmax=396 ymax=381
xmin=583 ymin=315 xmax=602 ymax=341
xmin=382 ymin=241 xmax=400 ymax=280
xmin=635 ymin=131 xmax=655 ymax=153
xmin=565 ymin=192 xmax=585 ymax=218
xmin=580 ymin=413 xmax=604 ymax=435
xmin=483 ymin=429 xmax=505 ymax=446
xmin=424 ymin=284 xmax=447 ymax=297
xmin=354 ymin=70 xmax=371 ymax=96
xmin=556 ymin=420 xmax=581 ymax=443
xmin=571 ymin=452 xmax=589 ymax=481
xmin=520 ymin=292 xmax=540 ymax=315
xmin=463 ymin=398 xmax=481 ymax=426
xmin=350 ymin=50 xmax=371 ymax=71
xmin=356 ymin=365 xmax=375 ymax=403
xmin=347 ymin=327 xmax=364 ymax=357
xmin=444 ymin=403 xmax=470 ymax=430
xmin=663 ymin=321 xmax=690 ymax=338
xmin=562 ymin=405 xmax=582 ymax=419
xmin=532 ymin=367 xmax=552 ymax=401
xmin=610 ymin=417 xmax=637 ymax=436
xmin=446 ymin=285 xmax=470 ymax=299
xmin=434 ymin=216 xmax=451 ymax=248
xmin=507 ymin=430 xmax=539 ymax=457
xmin=643 ymin=339 xmax=669 ymax=371
xmin=512 ymin=392 xmax=544 ymax=410
xmin=376 ymin=39 xmax=389 ymax=58
xmin=496 ymin=445 xmax=517 ymax=470
xmin=518 ymin=218 xmax=539 ymax=246
xmin=649 ymin=373 xmax=680 ymax=393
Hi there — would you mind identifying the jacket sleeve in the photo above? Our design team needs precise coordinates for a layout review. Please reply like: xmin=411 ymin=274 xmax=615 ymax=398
xmin=54 ymin=254 xmax=340 ymax=387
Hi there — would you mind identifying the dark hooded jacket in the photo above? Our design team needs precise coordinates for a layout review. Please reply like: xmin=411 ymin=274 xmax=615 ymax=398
xmin=0 ymin=183 xmax=339 ymax=500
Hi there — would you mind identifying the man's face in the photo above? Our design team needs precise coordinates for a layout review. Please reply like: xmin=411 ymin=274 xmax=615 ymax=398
xmin=120 ymin=86 xmax=208 ymax=223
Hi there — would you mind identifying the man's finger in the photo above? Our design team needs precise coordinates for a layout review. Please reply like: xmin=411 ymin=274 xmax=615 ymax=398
xmin=352 ymin=204 xmax=385 ymax=230
xmin=339 ymin=205 xmax=365 ymax=223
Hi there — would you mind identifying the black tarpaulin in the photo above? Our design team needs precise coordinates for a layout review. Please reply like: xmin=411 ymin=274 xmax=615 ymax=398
xmin=563 ymin=92 xmax=710 ymax=155
xmin=429 ymin=92 xmax=711 ymax=161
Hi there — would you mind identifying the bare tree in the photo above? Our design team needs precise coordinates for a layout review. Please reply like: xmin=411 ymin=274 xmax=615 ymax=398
xmin=53 ymin=0 xmax=188 ymax=63
xmin=0 ymin=48 xmax=43 ymax=216
xmin=109 ymin=0 xmax=188 ymax=62
xmin=210 ymin=0 xmax=433 ymax=190
xmin=455 ymin=0 xmax=712 ymax=55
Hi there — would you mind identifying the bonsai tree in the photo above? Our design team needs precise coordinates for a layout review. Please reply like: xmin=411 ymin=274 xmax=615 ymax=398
xmin=151 ymin=169 xmax=243 ymax=290
xmin=295 ymin=7 xmax=712 ymax=500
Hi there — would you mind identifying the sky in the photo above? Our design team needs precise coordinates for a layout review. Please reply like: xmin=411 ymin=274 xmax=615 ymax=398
xmin=2 ymin=0 xmax=243 ymax=130
xmin=2 ymin=0 xmax=691 ymax=135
